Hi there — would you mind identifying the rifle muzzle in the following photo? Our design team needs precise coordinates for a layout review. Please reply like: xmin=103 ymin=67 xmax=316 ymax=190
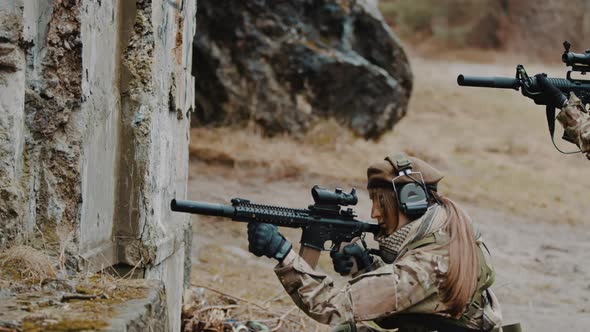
xmin=457 ymin=75 xmax=519 ymax=89
xmin=171 ymin=199 xmax=235 ymax=218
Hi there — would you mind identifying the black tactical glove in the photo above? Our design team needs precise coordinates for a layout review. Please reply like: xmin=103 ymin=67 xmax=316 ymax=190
xmin=247 ymin=222 xmax=292 ymax=262
xmin=535 ymin=73 xmax=568 ymax=108
xmin=330 ymin=243 xmax=373 ymax=276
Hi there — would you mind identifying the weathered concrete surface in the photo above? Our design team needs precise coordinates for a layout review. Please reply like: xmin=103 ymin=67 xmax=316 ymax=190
xmin=194 ymin=0 xmax=412 ymax=139
xmin=78 ymin=0 xmax=121 ymax=271
xmin=0 ymin=0 xmax=196 ymax=331
xmin=0 ymin=278 xmax=168 ymax=331
xmin=0 ymin=0 xmax=27 ymax=248
xmin=114 ymin=0 xmax=196 ymax=330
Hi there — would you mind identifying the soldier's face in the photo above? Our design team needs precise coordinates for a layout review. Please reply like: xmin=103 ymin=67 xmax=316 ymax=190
xmin=370 ymin=197 xmax=383 ymax=225
xmin=370 ymin=192 xmax=399 ymax=235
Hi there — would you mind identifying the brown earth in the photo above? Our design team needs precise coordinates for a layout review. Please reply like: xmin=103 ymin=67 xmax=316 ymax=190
xmin=185 ymin=56 xmax=590 ymax=331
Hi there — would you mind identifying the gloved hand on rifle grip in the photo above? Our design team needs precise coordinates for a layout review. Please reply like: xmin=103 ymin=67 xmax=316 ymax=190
xmin=330 ymin=243 xmax=373 ymax=276
xmin=247 ymin=222 xmax=292 ymax=262
xmin=535 ymin=73 xmax=568 ymax=108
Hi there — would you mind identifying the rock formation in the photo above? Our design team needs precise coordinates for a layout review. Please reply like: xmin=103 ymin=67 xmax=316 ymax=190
xmin=194 ymin=0 xmax=413 ymax=139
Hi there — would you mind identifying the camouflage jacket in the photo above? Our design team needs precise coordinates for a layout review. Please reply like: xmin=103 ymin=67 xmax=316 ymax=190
xmin=557 ymin=92 xmax=590 ymax=157
xmin=274 ymin=204 xmax=503 ymax=331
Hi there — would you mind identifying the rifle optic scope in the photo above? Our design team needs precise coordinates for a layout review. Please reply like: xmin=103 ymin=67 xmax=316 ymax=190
xmin=311 ymin=185 xmax=358 ymax=206
xmin=562 ymin=50 xmax=590 ymax=67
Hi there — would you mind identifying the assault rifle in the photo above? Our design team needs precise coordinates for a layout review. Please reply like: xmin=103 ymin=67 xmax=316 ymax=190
xmin=457 ymin=41 xmax=590 ymax=154
xmin=171 ymin=185 xmax=379 ymax=268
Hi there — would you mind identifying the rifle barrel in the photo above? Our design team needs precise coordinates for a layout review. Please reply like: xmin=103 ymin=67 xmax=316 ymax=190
xmin=457 ymin=75 xmax=519 ymax=89
xmin=171 ymin=199 xmax=235 ymax=218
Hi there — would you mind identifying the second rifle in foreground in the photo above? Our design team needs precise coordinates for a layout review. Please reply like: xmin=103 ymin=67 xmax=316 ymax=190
xmin=458 ymin=41 xmax=590 ymax=154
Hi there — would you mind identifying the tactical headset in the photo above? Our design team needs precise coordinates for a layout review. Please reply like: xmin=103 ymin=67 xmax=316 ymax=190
xmin=385 ymin=153 xmax=429 ymax=219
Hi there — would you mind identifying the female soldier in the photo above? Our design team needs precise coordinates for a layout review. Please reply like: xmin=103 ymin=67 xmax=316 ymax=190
xmin=247 ymin=153 xmax=504 ymax=332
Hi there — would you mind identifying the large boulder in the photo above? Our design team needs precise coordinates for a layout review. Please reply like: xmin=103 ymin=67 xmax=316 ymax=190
xmin=194 ymin=0 xmax=413 ymax=139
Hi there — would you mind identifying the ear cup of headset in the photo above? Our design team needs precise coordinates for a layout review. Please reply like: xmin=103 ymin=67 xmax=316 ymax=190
xmin=397 ymin=183 xmax=429 ymax=219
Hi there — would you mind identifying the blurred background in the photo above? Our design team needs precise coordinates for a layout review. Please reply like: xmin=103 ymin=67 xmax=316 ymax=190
xmin=184 ymin=1 xmax=590 ymax=331
xmin=380 ymin=0 xmax=590 ymax=60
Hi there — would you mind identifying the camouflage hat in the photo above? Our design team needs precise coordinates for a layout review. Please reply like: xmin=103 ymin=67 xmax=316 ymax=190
xmin=366 ymin=153 xmax=444 ymax=189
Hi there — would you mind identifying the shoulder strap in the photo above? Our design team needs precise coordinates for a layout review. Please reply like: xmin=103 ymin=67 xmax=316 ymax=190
xmin=460 ymin=243 xmax=496 ymax=325
xmin=476 ymin=243 xmax=495 ymax=291
xmin=547 ymin=105 xmax=582 ymax=154
xmin=405 ymin=233 xmax=438 ymax=251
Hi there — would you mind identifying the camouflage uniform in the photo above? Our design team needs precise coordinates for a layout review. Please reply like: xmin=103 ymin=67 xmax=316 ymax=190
xmin=557 ymin=92 xmax=590 ymax=157
xmin=274 ymin=203 xmax=503 ymax=331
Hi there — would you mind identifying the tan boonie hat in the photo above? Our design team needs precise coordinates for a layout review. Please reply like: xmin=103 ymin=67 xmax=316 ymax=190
xmin=366 ymin=153 xmax=444 ymax=189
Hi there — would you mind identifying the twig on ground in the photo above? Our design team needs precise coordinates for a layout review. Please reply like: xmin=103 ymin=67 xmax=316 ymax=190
xmin=233 ymin=288 xmax=286 ymax=317
xmin=269 ymin=306 xmax=298 ymax=332
xmin=243 ymin=305 xmax=303 ymax=328
xmin=122 ymin=257 xmax=144 ymax=279
xmin=190 ymin=283 xmax=304 ymax=328
xmin=261 ymin=289 xmax=288 ymax=306
xmin=95 ymin=252 xmax=124 ymax=279
xmin=61 ymin=293 xmax=107 ymax=302
xmin=195 ymin=304 xmax=239 ymax=315
xmin=191 ymin=283 xmax=269 ymax=311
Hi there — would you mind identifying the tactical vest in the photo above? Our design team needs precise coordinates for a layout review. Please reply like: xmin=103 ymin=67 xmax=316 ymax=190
xmin=369 ymin=233 xmax=521 ymax=332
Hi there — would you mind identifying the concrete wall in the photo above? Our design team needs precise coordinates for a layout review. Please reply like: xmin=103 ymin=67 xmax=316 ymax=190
xmin=0 ymin=1 xmax=195 ymax=330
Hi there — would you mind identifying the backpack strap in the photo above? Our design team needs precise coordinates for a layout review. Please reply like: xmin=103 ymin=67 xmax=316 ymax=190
xmin=458 ymin=242 xmax=495 ymax=326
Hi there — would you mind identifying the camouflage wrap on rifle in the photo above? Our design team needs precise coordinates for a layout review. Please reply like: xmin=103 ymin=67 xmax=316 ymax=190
xmin=557 ymin=92 xmax=590 ymax=157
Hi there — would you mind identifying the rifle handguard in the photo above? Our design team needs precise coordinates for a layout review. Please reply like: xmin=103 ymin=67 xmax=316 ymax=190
xmin=535 ymin=74 xmax=568 ymax=108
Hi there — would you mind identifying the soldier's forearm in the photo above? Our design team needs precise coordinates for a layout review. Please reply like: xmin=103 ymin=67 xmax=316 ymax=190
xmin=279 ymin=249 xmax=297 ymax=266
xmin=274 ymin=251 xmax=356 ymax=326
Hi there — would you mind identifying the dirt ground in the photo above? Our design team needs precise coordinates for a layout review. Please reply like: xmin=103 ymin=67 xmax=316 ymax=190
xmin=186 ymin=56 xmax=590 ymax=331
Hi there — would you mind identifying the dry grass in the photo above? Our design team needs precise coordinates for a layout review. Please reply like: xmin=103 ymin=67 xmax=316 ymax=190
xmin=182 ymin=284 xmax=307 ymax=332
xmin=0 ymin=245 xmax=57 ymax=282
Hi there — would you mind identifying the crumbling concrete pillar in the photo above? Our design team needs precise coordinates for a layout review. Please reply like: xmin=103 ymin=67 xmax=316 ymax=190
xmin=0 ymin=0 xmax=196 ymax=330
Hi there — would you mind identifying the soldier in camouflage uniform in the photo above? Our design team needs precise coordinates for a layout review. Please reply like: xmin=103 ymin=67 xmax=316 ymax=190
xmin=247 ymin=154 xmax=505 ymax=332
xmin=557 ymin=92 xmax=590 ymax=159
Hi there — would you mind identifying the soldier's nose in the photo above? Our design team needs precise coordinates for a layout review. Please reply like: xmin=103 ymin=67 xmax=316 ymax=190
xmin=371 ymin=207 xmax=381 ymax=219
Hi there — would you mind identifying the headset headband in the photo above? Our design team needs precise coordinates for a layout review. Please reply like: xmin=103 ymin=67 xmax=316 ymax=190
xmin=385 ymin=153 xmax=413 ymax=176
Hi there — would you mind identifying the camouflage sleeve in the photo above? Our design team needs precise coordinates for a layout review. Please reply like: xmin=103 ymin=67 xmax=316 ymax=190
xmin=557 ymin=92 xmax=590 ymax=156
xmin=274 ymin=248 xmax=443 ymax=325
xmin=274 ymin=250 xmax=355 ymax=325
